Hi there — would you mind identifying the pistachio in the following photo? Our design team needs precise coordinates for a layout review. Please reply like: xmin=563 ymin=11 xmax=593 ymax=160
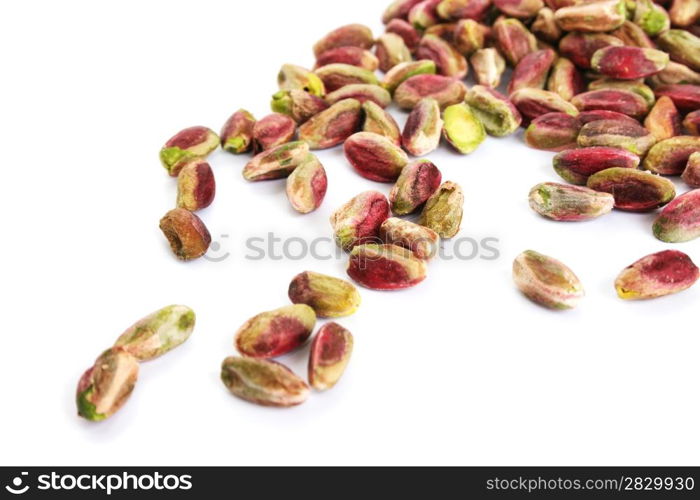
xmin=512 ymin=250 xmax=585 ymax=310
xmin=633 ymin=0 xmax=671 ymax=37
xmin=611 ymin=20 xmax=655 ymax=48
xmin=221 ymin=357 xmax=309 ymax=407
xmin=510 ymin=88 xmax=579 ymax=122
xmin=383 ymin=0 xmax=424 ymax=24
xmin=375 ymin=33 xmax=412 ymax=72
xmin=347 ymin=244 xmax=428 ymax=290
xmin=653 ymin=84 xmax=700 ymax=114
xmin=453 ymin=19 xmax=490 ymax=56
xmin=547 ymin=57 xmax=585 ymax=102
xmin=470 ymin=48 xmax=506 ymax=88
xmin=402 ymin=98 xmax=444 ymax=156
xmin=159 ymin=126 xmax=219 ymax=177
xmin=176 ymin=160 xmax=216 ymax=212
xmin=577 ymin=119 xmax=657 ymax=156
xmin=243 ymin=141 xmax=310 ymax=181
xmin=554 ymin=0 xmax=626 ymax=33
xmin=386 ymin=18 xmax=422 ymax=53
xmin=253 ymin=113 xmax=297 ymax=152
xmin=409 ymin=0 xmax=441 ymax=30
xmin=669 ymin=0 xmax=700 ymax=27
xmin=159 ymin=208 xmax=211 ymax=261
xmin=553 ymin=147 xmax=640 ymax=185
xmin=315 ymin=47 xmax=379 ymax=71
xmin=288 ymin=271 xmax=361 ymax=318
xmin=278 ymin=64 xmax=326 ymax=97
xmin=508 ymin=49 xmax=557 ymax=95
xmin=394 ymin=74 xmax=467 ymax=110
xmin=571 ymin=89 xmax=649 ymax=120
xmin=558 ymin=32 xmax=623 ymax=70
xmin=114 ymin=305 xmax=196 ymax=362
xmin=591 ymin=46 xmax=669 ymax=80
xmin=417 ymin=34 xmax=468 ymax=78
xmin=330 ymin=191 xmax=390 ymax=251
xmin=362 ymin=100 xmax=402 ymax=145
xmin=314 ymin=63 xmax=379 ymax=93
xmin=437 ymin=0 xmax=491 ymax=21
xmin=685 ymin=110 xmax=700 ymax=136
xmin=286 ymin=154 xmax=328 ymax=214
xmin=235 ymin=305 xmax=316 ymax=359
xmin=77 ymin=348 xmax=139 ymax=422
xmin=326 ymin=84 xmax=392 ymax=108
xmin=298 ymin=99 xmax=363 ymax=150
xmin=615 ymin=250 xmax=699 ymax=300
xmin=648 ymin=61 xmax=700 ymax=88
xmin=220 ymin=110 xmax=256 ymax=154
xmin=442 ymin=103 xmax=486 ymax=154
xmin=682 ymin=152 xmax=700 ymax=187
xmin=587 ymin=78 xmax=656 ymax=108
xmin=586 ymin=167 xmax=676 ymax=212
xmin=465 ymin=85 xmax=522 ymax=137
xmin=382 ymin=60 xmax=437 ymax=94
xmin=492 ymin=17 xmax=538 ymax=66
xmin=644 ymin=96 xmax=682 ymax=141
xmin=494 ymin=0 xmax=545 ymax=18
xmin=531 ymin=8 xmax=563 ymax=44
xmin=308 ymin=323 xmax=354 ymax=391
xmin=389 ymin=159 xmax=443 ymax=215
xmin=524 ymin=112 xmax=580 ymax=151
xmin=642 ymin=136 xmax=700 ymax=175
xmin=271 ymin=90 xmax=329 ymax=125
xmin=380 ymin=217 xmax=440 ymax=259
xmin=345 ymin=131 xmax=409 ymax=182
xmin=653 ymin=189 xmax=700 ymax=243
xmin=528 ymin=182 xmax=615 ymax=221
xmin=418 ymin=181 xmax=464 ymax=238
xmin=313 ymin=24 xmax=375 ymax=58
xmin=656 ymin=30 xmax=700 ymax=72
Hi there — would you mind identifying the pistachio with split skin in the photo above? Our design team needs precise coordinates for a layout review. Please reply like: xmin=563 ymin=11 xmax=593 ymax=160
xmin=453 ymin=19 xmax=490 ymax=56
xmin=235 ymin=305 xmax=316 ymax=359
xmin=644 ymin=96 xmax=682 ymax=141
xmin=220 ymin=110 xmax=256 ymax=154
xmin=362 ymin=100 xmax=402 ymax=145
xmin=682 ymin=153 xmax=700 ymax=187
xmin=114 ymin=305 xmax=196 ymax=362
xmin=554 ymin=0 xmax=626 ymax=33
xmin=653 ymin=84 xmax=700 ymax=114
xmin=571 ymin=90 xmax=650 ymax=120
xmin=653 ymin=189 xmax=700 ymax=243
xmin=418 ymin=181 xmax=464 ymax=239
xmin=633 ymin=0 xmax=671 ymax=37
xmin=465 ymin=85 xmax=522 ymax=137
xmin=531 ymin=8 xmax=562 ymax=44
xmin=176 ymin=160 xmax=216 ymax=212
xmin=492 ymin=17 xmax=538 ymax=66
xmin=507 ymin=49 xmax=557 ymax=95
xmin=77 ymin=347 xmax=139 ymax=422
xmin=347 ymin=244 xmax=428 ymax=290
xmin=385 ymin=19 xmax=422 ymax=53
xmin=221 ymin=357 xmax=310 ymax=408
xmin=243 ymin=141 xmax=310 ymax=181
xmin=375 ymin=33 xmax=412 ymax=72
xmin=547 ymin=57 xmax=584 ymax=102
xmin=402 ymin=98 xmax=444 ymax=157
xmin=525 ymin=113 xmax=580 ymax=152
xmin=470 ymin=48 xmax=506 ymax=88
xmin=278 ymin=64 xmax=326 ymax=97
xmin=642 ymin=136 xmax=700 ymax=175
xmin=656 ymin=30 xmax=700 ymax=72
xmin=528 ymin=182 xmax=615 ymax=222
xmin=253 ymin=113 xmax=296 ymax=152
xmin=298 ymin=99 xmax=363 ymax=150
xmin=308 ymin=323 xmax=354 ymax=391
xmin=443 ymin=103 xmax=486 ymax=154
xmin=288 ymin=271 xmax=361 ymax=318
xmin=615 ymin=250 xmax=700 ymax=300
xmin=380 ymin=217 xmax=440 ymax=260
xmin=558 ymin=32 xmax=623 ymax=70
xmin=577 ymin=120 xmax=657 ymax=157
xmin=389 ymin=159 xmax=443 ymax=216
xmin=513 ymin=250 xmax=585 ymax=310
xmin=286 ymin=154 xmax=328 ymax=214
xmin=553 ymin=147 xmax=640 ymax=185
xmin=159 ymin=208 xmax=211 ymax=261
xmin=271 ymin=90 xmax=329 ymax=125
xmin=345 ymin=131 xmax=410 ymax=182
xmin=327 ymin=84 xmax=391 ymax=109
xmin=382 ymin=60 xmax=437 ymax=95
xmin=586 ymin=168 xmax=676 ymax=212
xmin=315 ymin=47 xmax=379 ymax=71
xmin=394 ymin=74 xmax=467 ymax=110
xmin=510 ymin=88 xmax=579 ymax=123
xmin=313 ymin=24 xmax=375 ymax=58
xmin=159 ymin=126 xmax=220 ymax=177
xmin=331 ymin=191 xmax=390 ymax=251
xmin=416 ymin=34 xmax=468 ymax=79
xmin=314 ymin=63 xmax=379 ymax=93
xmin=591 ymin=46 xmax=669 ymax=80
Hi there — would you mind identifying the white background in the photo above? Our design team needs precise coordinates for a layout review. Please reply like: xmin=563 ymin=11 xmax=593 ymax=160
xmin=1 ymin=0 xmax=698 ymax=466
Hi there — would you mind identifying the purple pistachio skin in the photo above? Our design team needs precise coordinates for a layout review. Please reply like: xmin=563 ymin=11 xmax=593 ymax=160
xmin=615 ymin=250 xmax=700 ymax=300
xmin=653 ymin=189 xmax=700 ymax=243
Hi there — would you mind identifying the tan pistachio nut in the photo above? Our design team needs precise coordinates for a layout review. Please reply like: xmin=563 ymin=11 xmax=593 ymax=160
xmin=383 ymin=0 xmax=424 ymax=24
xmin=389 ymin=159 xmax=443 ymax=215
xmin=648 ymin=62 xmax=700 ymax=88
xmin=682 ymin=152 xmax=700 ymax=187
xmin=465 ymin=85 xmax=522 ymax=137
xmin=386 ymin=18 xmax=422 ymax=53
xmin=470 ymin=48 xmax=506 ymax=88
xmin=253 ymin=113 xmax=297 ymax=152
xmin=436 ymin=0 xmax=491 ymax=21
xmin=611 ymin=20 xmax=655 ymax=49
xmin=243 ymin=140 xmax=310 ymax=181
xmin=424 ymin=23 xmax=458 ymax=43
xmin=402 ymin=98 xmax=444 ymax=156
xmin=347 ymin=243 xmax=428 ymax=290
xmin=308 ymin=322 xmax=354 ymax=391
xmin=586 ymin=167 xmax=676 ymax=212
xmin=221 ymin=357 xmax=309 ymax=407
xmin=615 ymin=250 xmax=699 ymax=300
xmin=554 ymin=0 xmax=627 ymax=33
xmin=220 ymin=110 xmax=256 ymax=154
xmin=512 ymin=250 xmax=585 ymax=310
xmin=644 ymin=96 xmax=682 ymax=141
xmin=288 ymin=271 xmax=361 ymax=318
xmin=547 ymin=57 xmax=585 ymax=101
xmin=286 ymin=154 xmax=328 ymax=214
xmin=375 ymin=33 xmax=413 ymax=72
xmin=642 ymin=136 xmax=700 ymax=175
xmin=653 ymin=84 xmax=700 ymax=114
xmin=345 ymin=131 xmax=409 ymax=182
xmin=271 ymin=89 xmax=329 ymax=125
xmin=176 ymin=160 xmax=215 ymax=212
xmin=114 ymin=305 xmax=196 ymax=362
xmin=77 ymin=347 xmax=139 ymax=422
xmin=159 ymin=208 xmax=211 ymax=261
xmin=416 ymin=34 xmax=468 ymax=79
xmin=684 ymin=110 xmax=700 ymax=135
xmin=418 ymin=181 xmax=464 ymax=239
xmin=330 ymin=191 xmax=390 ymax=251
xmin=409 ymin=0 xmax=441 ymax=30
xmin=443 ymin=103 xmax=486 ymax=154
xmin=235 ymin=305 xmax=316 ymax=359
xmin=528 ymin=182 xmax=615 ymax=222
xmin=278 ymin=64 xmax=326 ymax=97
xmin=531 ymin=8 xmax=563 ymax=44
xmin=394 ymin=74 xmax=467 ymax=110
xmin=656 ymin=30 xmax=700 ymax=72
xmin=159 ymin=126 xmax=219 ymax=177
xmin=298 ymin=99 xmax=363 ymax=150
xmin=453 ymin=19 xmax=490 ymax=56
xmin=380 ymin=217 xmax=440 ymax=260
xmin=524 ymin=112 xmax=580 ymax=151
xmin=362 ymin=100 xmax=402 ymax=145
xmin=669 ymin=0 xmax=700 ymax=27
